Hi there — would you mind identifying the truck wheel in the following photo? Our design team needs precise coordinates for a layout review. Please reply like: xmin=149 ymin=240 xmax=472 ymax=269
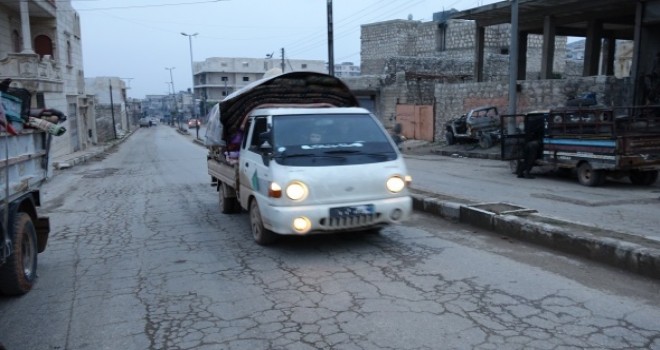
xmin=478 ymin=133 xmax=493 ymax=149
xmin=629 ymin=170 xmax=659 ymax=186
xmin=577 ymin=163 xmax=604 ymax=186
xmin=249 ymin=199 xmax=277 ymax=246
xmin=219 ymin=183 xmax=240 ymax=214
xmin=445 ymin=131 xmax=455 ymax=145
xmin=0 ymin=212 xmax=38 ymax=296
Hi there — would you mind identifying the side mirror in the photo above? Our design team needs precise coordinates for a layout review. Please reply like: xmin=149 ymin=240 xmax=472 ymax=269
xmin=258 ymin=131 xmax=272 ymax=150
xmin=258 ymin=131 xmax=272 ymax=166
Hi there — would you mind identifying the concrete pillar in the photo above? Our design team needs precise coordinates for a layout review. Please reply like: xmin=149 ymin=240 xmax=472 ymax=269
xmin=541 ymin=15 xmax=556 ymax=79
xmin=601 ymin=37 xmax=616 ymax=76
xmin=474 ymin=25 xmax=485 ymax=82
xmin=517 ymin=32 xmax=528 ymax=80
xmin=631 ymin=2 xmax=643 ymax=104
xmin=583 ymin=20 xmax=603 ymax=76
xmin=19 ymin=0 xmax=35 ymax=54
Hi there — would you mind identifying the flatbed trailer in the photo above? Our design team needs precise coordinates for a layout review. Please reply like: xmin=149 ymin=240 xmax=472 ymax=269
xmin=501 ymin=106 xmax=660 ymax=186
xmin=0 ymin=91 xmax=52 ymax=295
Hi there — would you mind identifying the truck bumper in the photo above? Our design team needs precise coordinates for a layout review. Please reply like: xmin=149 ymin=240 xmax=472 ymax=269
xmin=260 ymin=196 xmax=412 ymax=235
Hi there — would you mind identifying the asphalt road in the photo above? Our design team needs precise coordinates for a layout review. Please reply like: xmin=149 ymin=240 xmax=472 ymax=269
xmin=1 ymin=126 xmax=659 ymax=349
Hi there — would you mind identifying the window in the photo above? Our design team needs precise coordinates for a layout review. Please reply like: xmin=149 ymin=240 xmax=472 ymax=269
xmin=221 ymin=76 xmax=228 ymax=82
xmin=242 ymin=62 xmax=249 ymax=68
xmin=248 ymin=117 xmax=269 ymax=151
xmin=34 ymin=35 xmax=54 ymax=58
xmin=36 ymin=93 xmax=46 ymax=108
xmin=242 ymin=76 xmax=249 ymax=82
xmin=67 ymin=41 xmax=72 ymax=65
xmin=436 ymin=25 xmax=446 ymax=52
xmin=301 ymin=64 xmax=307 ymax=69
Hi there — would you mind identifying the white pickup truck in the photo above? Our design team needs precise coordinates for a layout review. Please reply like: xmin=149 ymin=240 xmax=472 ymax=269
xmin=0 ymin=87 xmax=57 ymax=295
xmin=206 ymin=72 xmax=412 ymax=245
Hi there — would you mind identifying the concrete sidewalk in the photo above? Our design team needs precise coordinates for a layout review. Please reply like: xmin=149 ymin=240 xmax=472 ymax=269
xmin=51 ymin=130 xmax=660 ymax=280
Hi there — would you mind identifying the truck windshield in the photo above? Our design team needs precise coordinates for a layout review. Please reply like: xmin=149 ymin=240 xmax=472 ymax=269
xmin=271 ymin=113 xmax=398 ymax=166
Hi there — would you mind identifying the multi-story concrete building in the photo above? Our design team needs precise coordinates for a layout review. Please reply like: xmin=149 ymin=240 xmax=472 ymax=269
xmin=360 ymin=16 xmax=567 ymax=80
xmin=192 ymin=57 xmax=326 ymax=105
xmin=0 ymin=0 xmax=91 ymax=159
xmin=84 ymin=77 xmax=131 ymax=142
xmin=141 ymin=91 xmax=195 ymax=125
xmin=347 ymin=2 xmax=653 ymax=144
xmin=333 ymin=62 xmax=360 ymax=77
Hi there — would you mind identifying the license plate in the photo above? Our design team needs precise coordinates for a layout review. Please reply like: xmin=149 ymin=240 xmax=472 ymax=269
xmin=330 ymin=204 xmax=374 ymax=218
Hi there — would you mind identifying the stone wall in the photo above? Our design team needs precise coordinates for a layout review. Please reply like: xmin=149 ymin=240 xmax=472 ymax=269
xmin=361 ymin=19 xmax=567 ymax=80
xmin=345 ymin=74 xmax=628 ymax=141
xmin=433 ymin=76 xmax=628 ymax=141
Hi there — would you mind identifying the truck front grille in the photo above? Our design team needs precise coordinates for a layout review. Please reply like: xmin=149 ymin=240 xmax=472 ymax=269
xmin=321 ymin=213 xmax=381 ymax=229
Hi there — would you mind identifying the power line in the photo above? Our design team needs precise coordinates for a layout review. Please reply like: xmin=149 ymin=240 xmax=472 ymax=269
xmin=73 ymin=0 xmax=226 ymax=11
xmin=286 ymin=0 xmax=427 ymax=58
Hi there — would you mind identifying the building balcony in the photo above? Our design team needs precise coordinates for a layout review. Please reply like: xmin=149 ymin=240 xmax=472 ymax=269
xmin=0 ymin=53 xmax=63 ymax=93
xmin=2 ymin=0 xmax=57 ymax=18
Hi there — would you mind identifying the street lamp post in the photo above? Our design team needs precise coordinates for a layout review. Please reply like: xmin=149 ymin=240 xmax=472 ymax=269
xmin=165 ymin=67 xmax=175 ymax=93
xmin=181 ymin=32 xmax=198 ymax=119
xmin=165 ymin=67 xmax=178 ymax=128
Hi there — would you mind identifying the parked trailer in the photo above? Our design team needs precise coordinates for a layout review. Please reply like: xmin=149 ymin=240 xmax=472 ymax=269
xmin=0 ymin=88 xmax=58 ymax=295
xmin=501 ymin=106 xmax=660 ymax=186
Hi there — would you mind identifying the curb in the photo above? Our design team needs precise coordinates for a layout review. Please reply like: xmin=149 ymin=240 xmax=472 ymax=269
xmin=430 ymin=148 xmax=501 ymax=160
xmin=410 ymin=191 xmax=660 ymax=280
xmin=52 ymin=130 xmax=136 ymax=170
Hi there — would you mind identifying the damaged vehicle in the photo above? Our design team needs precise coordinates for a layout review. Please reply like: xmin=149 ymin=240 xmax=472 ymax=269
xmin=444 ymin=105 xmax=500 ymax=148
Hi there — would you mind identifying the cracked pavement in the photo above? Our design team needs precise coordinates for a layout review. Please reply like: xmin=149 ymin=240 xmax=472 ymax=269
xmin=1 ymin=126 xmax=659 ymax=350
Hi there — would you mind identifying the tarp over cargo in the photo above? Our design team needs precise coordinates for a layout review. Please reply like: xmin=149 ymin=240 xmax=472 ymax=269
xmin=217 ymin=71 xmax=359 ymax=144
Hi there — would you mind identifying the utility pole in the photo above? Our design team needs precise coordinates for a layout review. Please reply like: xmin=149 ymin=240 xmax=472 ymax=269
xmin=181 ymin=32 xmax=198 ymax=118
xmin=507 ymin=0 xmax=519 ymax=117
xmin=109 ymin=80 xmax=117 ymax=140
xmin=165 ymin=67 xmax=176 ymax=94
xmin=165 ymin=67 xmax=178 ymax=128
xmin=327 ymin=0 xmax=335 ymax=76
xmin=280 ymin=48 xmax=285 ymax=73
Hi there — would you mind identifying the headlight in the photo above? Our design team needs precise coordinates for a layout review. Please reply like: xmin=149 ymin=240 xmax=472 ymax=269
xmin=285 ymin=181 xmax=308 ymax=201
xmin=386 ymin=176 xmax=406 ymax=193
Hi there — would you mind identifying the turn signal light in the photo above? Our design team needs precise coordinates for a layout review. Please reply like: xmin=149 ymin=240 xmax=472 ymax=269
xmin=269 ymin=182 xmax=282 ymax=198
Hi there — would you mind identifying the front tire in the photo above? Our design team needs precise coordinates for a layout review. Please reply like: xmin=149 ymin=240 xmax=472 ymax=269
xmin=577 ymin=162 xmax=605 ymax=186
xmin=249 ymin=199 xmax=277 ymax=246
xmin=0 ymin=212 xmax=38 ymax=296
xmin=445 ymin=131 xmax=455 ymax=145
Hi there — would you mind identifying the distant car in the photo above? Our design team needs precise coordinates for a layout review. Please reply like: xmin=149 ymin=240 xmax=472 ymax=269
xmin=139 ymin=118 xmax=151 ymax=127
xmin=188 ymin=118 xmax=201 ymax=128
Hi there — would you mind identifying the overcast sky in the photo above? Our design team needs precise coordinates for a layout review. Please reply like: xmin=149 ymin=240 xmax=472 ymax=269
xmin=72 ymin=0 xmax=499 ymax=99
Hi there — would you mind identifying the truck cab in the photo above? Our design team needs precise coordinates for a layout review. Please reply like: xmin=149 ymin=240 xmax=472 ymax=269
xmin=206 ymin=71 xmax=413 ymax=245
xmin=235 ymin=107 xmax=412 ymax=244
